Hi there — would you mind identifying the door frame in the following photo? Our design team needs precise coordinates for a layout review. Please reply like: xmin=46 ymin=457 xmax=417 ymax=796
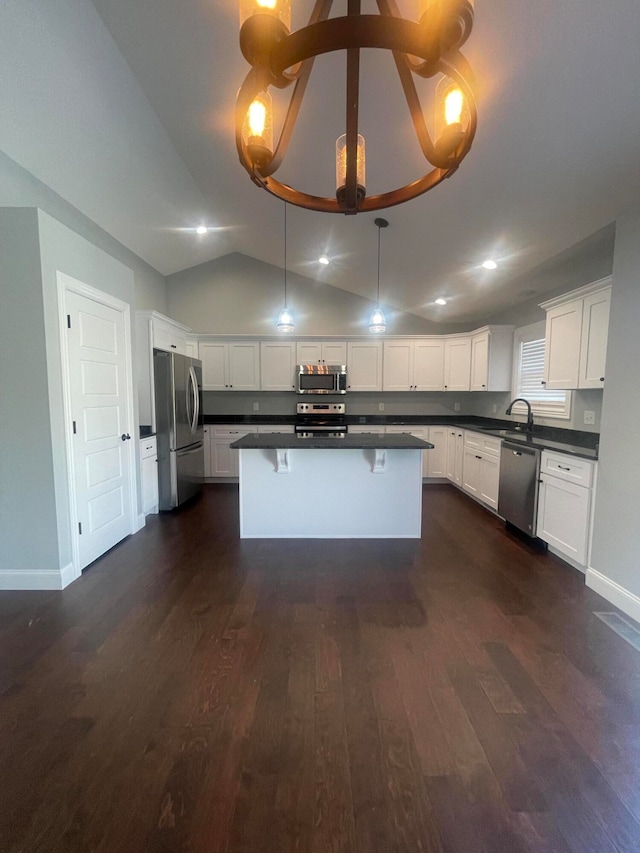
xmin=57 ymin=272 xmax=139 ymax=581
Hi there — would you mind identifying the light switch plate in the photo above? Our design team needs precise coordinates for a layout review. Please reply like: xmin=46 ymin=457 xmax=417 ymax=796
xmin=454 ymin=402 xmax=461 ymax=412
xmin=378 ymin=402 xmax=385 ymax=411
xmin=584 ymin=410 xmax=595 ymax=425
xmin=253 ymin=401 xmax=259 ymax=411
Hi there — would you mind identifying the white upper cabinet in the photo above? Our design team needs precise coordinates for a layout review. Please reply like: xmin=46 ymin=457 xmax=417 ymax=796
xmin=541 ymin=279 xmax=611 ymax=390
xmin=443 ymin=336 xmax=471 ymax=391
xmin=543 ymin=299 xmax=583 ymax=390
xmin=383 ymin=339 xmax=445 ymax=391
xmin=382 ymin=341 xmax=413 ymax=391
xmin=260 ymin=341 xmax=297 ymax=391
xmin=469 ymin=327 xmax=514 ymax=392
xmin=135 ymin=310 xmax=192 ymax=427
xmin=347 ymin=342 xmax=383 ymax=391
xmin=200 ymin=341 xmax=260 ymax=391
xmin=579 ymin=287 xmax=611 ymax=388
xmin=151 ymin=314 xmax=188 ymax=355
xmin=296 ymin=341 xmax=347 ymax=365
xmin=414 ymin=340 xmax=445 ymax=391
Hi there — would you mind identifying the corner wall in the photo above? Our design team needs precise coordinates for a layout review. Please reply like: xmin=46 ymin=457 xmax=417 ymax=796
xmin=589 ymin=209 xmax=640 ymax=616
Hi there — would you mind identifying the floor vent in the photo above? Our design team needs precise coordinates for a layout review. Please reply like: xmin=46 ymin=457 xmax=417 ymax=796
xmin=594 ymin=611 xmax=640 ymax=652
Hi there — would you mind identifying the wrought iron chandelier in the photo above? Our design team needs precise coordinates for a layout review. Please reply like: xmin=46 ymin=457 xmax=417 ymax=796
xmin=236 ymin=0 xmax=477 ymax=214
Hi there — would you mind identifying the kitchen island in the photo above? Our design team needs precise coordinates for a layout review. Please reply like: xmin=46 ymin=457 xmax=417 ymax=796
xmin=230 ymin=433 xmax=433 ymax=538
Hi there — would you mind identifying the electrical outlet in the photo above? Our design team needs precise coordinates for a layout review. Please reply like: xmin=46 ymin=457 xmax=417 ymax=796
xmin=492 ymin=403 xmax=497 ymax=414
xmin=584 ymin=410 xmax=595 ymax=425
xmin=454 ymin=402 xmax=460 ymax=412
xmin=253 ymin=401 xmax=259 ymax=412
xmin=379 ymin=402 xmax=385 ymax=411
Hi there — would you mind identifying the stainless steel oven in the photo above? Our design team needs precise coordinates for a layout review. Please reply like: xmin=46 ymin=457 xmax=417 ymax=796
xmin=295 ymin=402 xmax=348 ymax=438
xmin=297 ymin=364 xmax=347 ymax=394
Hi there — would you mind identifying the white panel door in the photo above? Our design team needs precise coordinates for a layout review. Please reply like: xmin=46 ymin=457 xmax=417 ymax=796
xmin=426 ymin=426 xmax=448 ymax=477
xmin=382 ymin=341 xmax=413 ymax=391
xmin=579 ymin=288 xmax=611 ymax=388
xmin=66 ymin=290 xmax=133 ymax=569
xmin=347 ymin=342 xmax=383 ymax=391
xmin=260 ymin=341 xmax=297 ymax=391
xmin=444 ymin=337 xmax=471 ymax=391
xmin=228 ymin=342 xmax=260 ymax=390
xmin=414 ymin=340 xmax=445 ymax=391
xmin=544 ymin=299 xmax=583 ymax=390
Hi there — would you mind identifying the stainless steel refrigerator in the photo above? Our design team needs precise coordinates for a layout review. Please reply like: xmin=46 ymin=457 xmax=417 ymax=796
xmin=153 ymin=350 xmax=204 ymax=510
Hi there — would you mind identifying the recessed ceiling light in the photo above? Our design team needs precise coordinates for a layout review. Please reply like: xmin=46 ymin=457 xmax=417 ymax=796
xmin=481 ymin=259 xmax=497 ymax=270
xmin=196 ymin=226 xmax=208 ymax=235
xmin=435 ymin=297 xmax=447 ymax=306
xmin=318 ymin=255 xmax=329 ymax=265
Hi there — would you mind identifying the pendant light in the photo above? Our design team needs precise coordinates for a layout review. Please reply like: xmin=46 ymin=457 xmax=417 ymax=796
xmin=369 ymin=218 xmax=388 ymax=333
xmin=277 ymin=201 xmax=294 ymax=332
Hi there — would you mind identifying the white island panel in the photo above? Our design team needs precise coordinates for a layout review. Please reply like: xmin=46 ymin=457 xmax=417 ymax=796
xmin=237 ymin=447 xmax=423 ymax=538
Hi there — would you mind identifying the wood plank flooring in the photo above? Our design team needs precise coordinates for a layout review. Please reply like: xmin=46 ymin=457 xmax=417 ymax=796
xmin=2 ymin=483 xmax=640 ymax=852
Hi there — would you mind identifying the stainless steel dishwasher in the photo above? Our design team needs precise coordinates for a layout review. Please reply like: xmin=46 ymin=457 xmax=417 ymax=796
xmin=498 ymin=440 xmax=541 ymax=536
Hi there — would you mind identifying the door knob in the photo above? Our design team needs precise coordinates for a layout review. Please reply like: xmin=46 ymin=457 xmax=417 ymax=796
xmin=121 ymin=433 xmax=131 ymax=441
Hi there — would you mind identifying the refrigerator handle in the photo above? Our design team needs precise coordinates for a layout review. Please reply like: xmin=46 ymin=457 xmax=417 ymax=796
xmin=185 ymin=369 xmax=192 ymax=429
xmin=189 ymin=366 xmax=199 ymax=433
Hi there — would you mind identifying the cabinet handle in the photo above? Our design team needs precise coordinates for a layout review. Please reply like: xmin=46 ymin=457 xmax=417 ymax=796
xmin=444 ymin=385 xmax=448 ymax=389
xmin=482 ymin=384 xmax=486 ymax=388
xmin=558 ymin=464 xmax=571 ymax=471
xmin=171 ymin=344 xmax=177 ymax=349
xmin=541 ymin=380 xmax=546 ymax=385
xmin=475 ymin=455 xmax=482 ymax=460
xmin=600 ymin=377 xmax=605 ymax=382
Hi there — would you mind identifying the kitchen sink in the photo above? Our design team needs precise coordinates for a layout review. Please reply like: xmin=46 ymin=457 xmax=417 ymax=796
xmin=479 ymin=428 xmax=535 ymax=440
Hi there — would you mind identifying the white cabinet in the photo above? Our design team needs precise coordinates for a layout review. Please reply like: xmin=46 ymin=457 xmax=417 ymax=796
xmin=260 ymin=342 xmax=297 ymax=391
xmin=346 ymin=342 xmax=383 ymax=391
xmin=541 ymin=279 xmax=611 ymax=390
xmin=443 ymin=336 xmax=471 ymax=391
xmin=185 ymin=337 xmax=199 ymax=358
xmin=382 ymin=340 xmax=444 ymax=391
xmin=579 ymin=288 xmax=611 ymax=388
xmin=385 ymin=424 xmax=447 ymax=477
xmin=256 ymin=425 xmax=295 ymax=434
xmin=200 ymin=341 xmax=260 ymax=391
xmin=296 ymin=341 xmax=347 ymax=365
xmin=349 ymin=425 xmax=386 ymax=435
xmin=135 ymin=311 xmax=193 ymax=429
xmin=469 ymin=326 xmax=514 ymax=392
xmin=537 ymin=450 xmax=597 ymax=566
xmin=543 ymin=299 xmax=583 ymax=390
xmin=446 ymin=427 xmax=465 ymax=485
xmin=140 ymin=435 xmax=158 ymax=515
xmin=205 ymin=425 xmax=252 ymax=477
xmin=462 ymin=431 xmax=501 ymax=510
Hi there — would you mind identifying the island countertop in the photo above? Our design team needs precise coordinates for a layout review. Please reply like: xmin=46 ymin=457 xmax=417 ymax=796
xmin=230 ymin=433 xmax=434 ymax=451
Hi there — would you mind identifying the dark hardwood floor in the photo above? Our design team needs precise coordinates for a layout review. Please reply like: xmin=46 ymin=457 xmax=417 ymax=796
xmin=2 ymin=483 xmax=640 ymax=852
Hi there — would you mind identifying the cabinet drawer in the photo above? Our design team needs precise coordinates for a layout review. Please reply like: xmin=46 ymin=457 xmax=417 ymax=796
xmin=140 ymin=436 xmax=157 ymax=460
xmin=349 ymin=426 xmax=386 ymax=435
xmin=464 ymin=431 xmax=500 ymax=456
xmin=540 ymin=451 xmax=594 ymax=488
xmin=211 ymin=426 xmax=252 ymax=439
xmin=256 ymin=425 xmax=295 ymax=434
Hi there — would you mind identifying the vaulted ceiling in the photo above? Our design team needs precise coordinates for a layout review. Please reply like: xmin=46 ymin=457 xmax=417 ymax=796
xmin=3 ymin=1 xmax=640 ymax=322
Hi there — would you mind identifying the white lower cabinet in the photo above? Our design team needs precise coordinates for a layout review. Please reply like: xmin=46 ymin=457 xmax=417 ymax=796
xmin=462 ymin=431 xmax=501 ymax=510
xmin=446 ymin=428 xmax=465 ymax=485
xmin=384 ymin=425 xmax=447 ymax=478
xmin=205 ymin=425 xmax=251 ymax=478
xmin=140 ymin=436 xmax=158 ymax=515
xmin=537 ymin=450 xmax=596 ymax=566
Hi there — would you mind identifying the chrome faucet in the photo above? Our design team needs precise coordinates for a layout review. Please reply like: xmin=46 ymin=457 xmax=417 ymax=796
xmin=505 ymin=398 xmax=534 ymax=432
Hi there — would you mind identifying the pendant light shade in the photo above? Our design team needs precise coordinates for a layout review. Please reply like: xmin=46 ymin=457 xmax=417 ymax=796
xmin=369 ymin=218 xmax=388 ymax=333
xmin=277 ymin=201 xmax=294 ymax=332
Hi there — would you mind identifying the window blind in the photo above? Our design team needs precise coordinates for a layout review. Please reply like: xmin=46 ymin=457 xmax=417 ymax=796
xmin=514 ymin=338 xmax=569 ymax=417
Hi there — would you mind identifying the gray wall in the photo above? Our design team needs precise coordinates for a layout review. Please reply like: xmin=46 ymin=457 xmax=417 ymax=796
xmin=0 ymin=209 xmax=59 ymax=573
xmin=37 ymin=210 xmax=137 ymax=573
xmin=591 ymin=209 xmax=640 ymax=597
xmin=0 ymin=151 xmax=167 ymax=313
xmin=167 ymin=253 xmax=468 ymax=337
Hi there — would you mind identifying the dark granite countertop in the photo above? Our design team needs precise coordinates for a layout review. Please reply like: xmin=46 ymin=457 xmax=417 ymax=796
xmin=230 ymin=434 xmax=434 ymax=451
xmin=206 ymin=415 xmax=599 ymax=459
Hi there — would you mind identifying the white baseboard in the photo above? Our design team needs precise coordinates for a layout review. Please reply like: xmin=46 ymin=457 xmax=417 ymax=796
xmin=0 ymin=562 xmax=77 ymax=591
xmin=134 ymin=513 xmax=146 ymax=533
xmin=586 ymin=568 xmax=640 ymax=624
xmin=548 ymin=545 xmax=585 ymax=574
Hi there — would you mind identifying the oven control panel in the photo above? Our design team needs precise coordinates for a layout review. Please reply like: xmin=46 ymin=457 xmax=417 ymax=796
xmin=297 ymin=403 xmax=346 ymax=414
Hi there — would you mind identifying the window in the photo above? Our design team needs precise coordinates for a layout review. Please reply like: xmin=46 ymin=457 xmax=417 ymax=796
xmin=512 ymin=322 xmax=571 ymax=420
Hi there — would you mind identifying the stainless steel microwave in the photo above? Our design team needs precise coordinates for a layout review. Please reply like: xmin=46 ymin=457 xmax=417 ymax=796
xmin=297 ymin=364 xmax=347 ymax=394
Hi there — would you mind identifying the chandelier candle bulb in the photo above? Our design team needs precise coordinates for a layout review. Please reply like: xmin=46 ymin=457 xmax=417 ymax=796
xmin=242 ymin=91 xmax=273 ymax=165
xmin=335 ymin=134 xmax=366 ymax=207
